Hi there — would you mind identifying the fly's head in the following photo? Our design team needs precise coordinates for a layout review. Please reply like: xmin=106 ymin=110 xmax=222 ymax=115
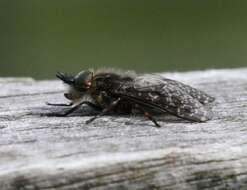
xmin=56 ymin=70 xmax=93 ymax=101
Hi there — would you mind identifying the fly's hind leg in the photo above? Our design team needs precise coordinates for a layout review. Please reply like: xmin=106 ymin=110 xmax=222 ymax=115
xmin=136 ymin=105 xmax=161 ymax=128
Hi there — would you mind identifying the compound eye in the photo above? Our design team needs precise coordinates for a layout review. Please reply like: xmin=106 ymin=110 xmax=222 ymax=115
xmin=74 ymin=71 xmax=93 ymax=90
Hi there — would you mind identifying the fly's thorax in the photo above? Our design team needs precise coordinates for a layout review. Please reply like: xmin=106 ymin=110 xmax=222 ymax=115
xmin=91 ymin=93 xmax=105 ymax=107
xmin=89 ymin=84 xmax=116 ymax=108
xmin=92 ymin=72 xmax=135 ymax=92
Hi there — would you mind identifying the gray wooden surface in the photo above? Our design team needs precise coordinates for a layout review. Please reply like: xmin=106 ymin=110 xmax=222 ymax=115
xmin=1 ymin=68 xmax=247 ymax=190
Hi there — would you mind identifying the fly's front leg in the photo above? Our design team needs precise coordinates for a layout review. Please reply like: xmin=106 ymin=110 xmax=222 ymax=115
xmin=45 ymin=101 xmax=102 ymax=117
xmin=46 ymin=102 xmax=73 ymax=107
xmin=85 ymin=98 xmax=121 ymax=124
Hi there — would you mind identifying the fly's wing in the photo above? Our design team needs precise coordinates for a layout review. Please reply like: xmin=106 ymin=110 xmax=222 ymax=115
xmin=117 ymin=74 xmax=213 ymax=122
xmin=161 ymin=78 xmax=215 ymax=104
xmin=134 ymin=74 xmax=215 ymax=104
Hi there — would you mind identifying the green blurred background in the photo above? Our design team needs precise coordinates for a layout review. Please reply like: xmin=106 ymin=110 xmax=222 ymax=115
xmin=0 ymin=0 xmax=246 ymax=79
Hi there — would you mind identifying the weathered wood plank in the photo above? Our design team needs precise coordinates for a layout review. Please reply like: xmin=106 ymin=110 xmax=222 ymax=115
xmin=0 ymin=68 xmax=247 ymax=190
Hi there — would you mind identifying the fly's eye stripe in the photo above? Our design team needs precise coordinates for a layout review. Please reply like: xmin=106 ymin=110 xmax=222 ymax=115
xmin=84 ymin=81 xmax=92 ymax=89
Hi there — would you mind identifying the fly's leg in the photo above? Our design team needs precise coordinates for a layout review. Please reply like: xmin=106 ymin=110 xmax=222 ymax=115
xmin=86 ymin=98 xmax=121 ymax=124
xmin=113 ymin=93 xmax=162 ymax=127
xmin=45 ymin=101 xmax=101 ymax=117
xmin=73 ymin=101 xmax=102 ymax=111
xmin=46 ymin=102 xmax=73 ymax=107
xmin=143 ymin=111 xmax=161 ymax=128
xmin=136 ymin=106 xmax=161 ymax=128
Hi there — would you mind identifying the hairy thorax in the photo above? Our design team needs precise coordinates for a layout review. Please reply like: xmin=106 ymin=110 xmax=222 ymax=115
xmin=90 ymin=72 xmax=135 ymax=113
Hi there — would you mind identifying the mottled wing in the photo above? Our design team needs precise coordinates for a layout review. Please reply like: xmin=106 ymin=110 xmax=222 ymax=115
xmin=134 ymin=74 xmax=215 ymax=104
xmin=118 ymin=74 xmax=213 ymax=122
xmin=161 ymin=78 xmax=215 ymax=104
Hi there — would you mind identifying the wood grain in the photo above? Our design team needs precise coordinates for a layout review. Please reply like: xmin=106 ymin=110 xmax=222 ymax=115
xmin=1 ymin=68 xmax=247 ymax=190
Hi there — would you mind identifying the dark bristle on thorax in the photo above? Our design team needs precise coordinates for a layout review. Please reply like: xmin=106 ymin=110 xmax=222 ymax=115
xmin=93 ymin=72 xmax=134 ymax=90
